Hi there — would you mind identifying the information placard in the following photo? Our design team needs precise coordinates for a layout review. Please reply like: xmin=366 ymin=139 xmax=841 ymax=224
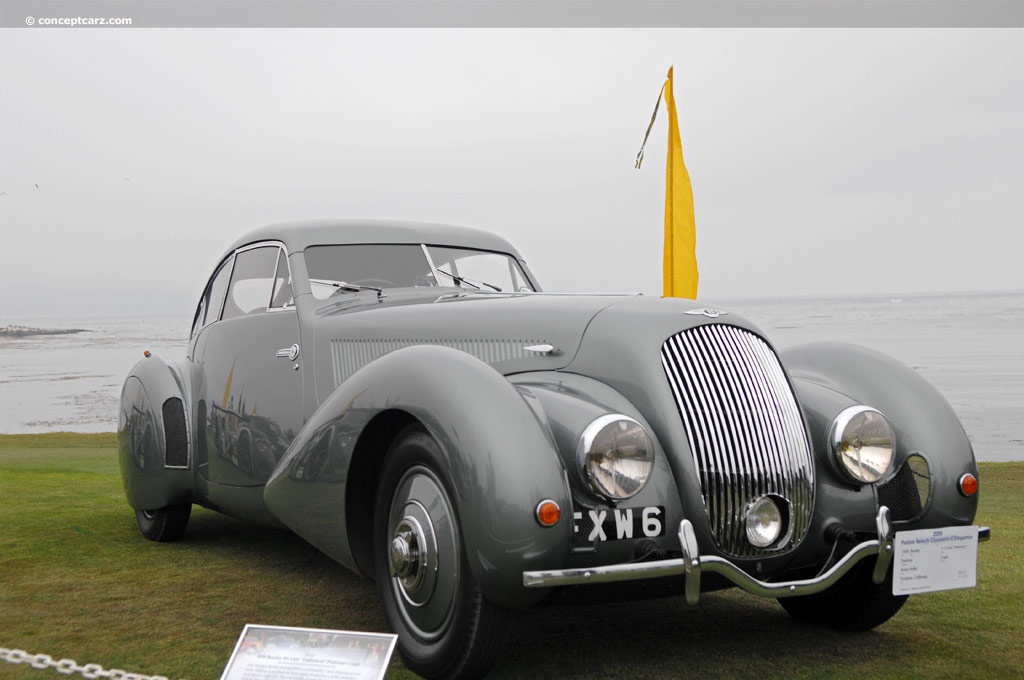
xmin=893 ymin=526 xmax=979 ymax=596
xmin=221 ymin=624 xmax=397 ymax=680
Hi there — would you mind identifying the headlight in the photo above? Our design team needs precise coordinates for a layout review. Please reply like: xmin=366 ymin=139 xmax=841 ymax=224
xmin=577 ymin=414 xmax=655 ymax=500
xmin=830 ymin=405 xmax=896 ymax=484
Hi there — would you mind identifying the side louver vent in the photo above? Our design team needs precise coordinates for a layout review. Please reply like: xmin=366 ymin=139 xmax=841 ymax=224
xmin=330 ymin=338 xmax=548 ymax=387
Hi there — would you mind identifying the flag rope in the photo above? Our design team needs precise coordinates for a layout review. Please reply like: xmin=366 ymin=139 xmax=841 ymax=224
xmin=634 ymin=81 xmax=667 ymax=169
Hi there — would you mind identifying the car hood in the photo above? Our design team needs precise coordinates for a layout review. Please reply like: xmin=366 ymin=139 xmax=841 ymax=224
xmin=309 ymin=291 xmax=625 ymax=403
xmin=310 ymin=291 xmax=766 ymax=405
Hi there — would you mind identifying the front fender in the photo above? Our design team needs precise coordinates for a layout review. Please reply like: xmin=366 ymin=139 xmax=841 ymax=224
xmin=118 ymin=354 xmax=193 ymax=511
xmin=782 ymin=341 xmax=979 ymax=529
xmin=264 ymin=345 xmax=572 ymax=609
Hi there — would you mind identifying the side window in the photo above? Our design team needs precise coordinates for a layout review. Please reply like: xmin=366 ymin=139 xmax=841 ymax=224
xmin=190 ymin=297 xmax=206 ymax=338
xmin=222 ymin=246 xmax=279 ymax=320
xmin=270 ymin=249 xmax=294 ymax=309
xmin=191 ymin=256 xmax=234 ymax=337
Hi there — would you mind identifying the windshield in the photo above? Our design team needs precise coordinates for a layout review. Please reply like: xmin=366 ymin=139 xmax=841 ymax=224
xmin=304 ymin=244 xmax=535 ymax=300
xmin=425 ymin=246 xmax=534 ymax=293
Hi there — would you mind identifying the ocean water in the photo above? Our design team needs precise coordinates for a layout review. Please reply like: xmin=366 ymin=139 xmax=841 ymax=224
xmin=1 ymin=292 xmax=1020 ymax=461
xmin=0 ymin=314 xmax=187 ymax=434
xmin=718 ymin=291 xmax=1023 ymax=463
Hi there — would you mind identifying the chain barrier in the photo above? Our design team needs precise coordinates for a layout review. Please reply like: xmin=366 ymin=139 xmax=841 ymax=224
xmin=0 ymin=647 xmax=186 ymax=680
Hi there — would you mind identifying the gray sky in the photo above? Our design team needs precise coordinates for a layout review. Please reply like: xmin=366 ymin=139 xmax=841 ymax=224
xmin=1 ymin=29 xmax=1021 ymax=318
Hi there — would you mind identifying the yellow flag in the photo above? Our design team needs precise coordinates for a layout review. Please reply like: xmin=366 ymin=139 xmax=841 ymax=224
xmin=662 ymin=67 xmax=698 ymax=299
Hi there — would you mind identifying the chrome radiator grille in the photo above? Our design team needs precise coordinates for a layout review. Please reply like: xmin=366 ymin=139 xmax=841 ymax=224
xmin=661 ymin=324 xmax=815 ymax=557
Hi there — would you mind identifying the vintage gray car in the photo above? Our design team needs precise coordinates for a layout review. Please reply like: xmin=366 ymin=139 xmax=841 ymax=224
xmin=120 ymin=219 xmax=986 ymax=678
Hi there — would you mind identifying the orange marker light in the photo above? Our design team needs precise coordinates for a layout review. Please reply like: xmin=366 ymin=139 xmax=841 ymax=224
xmin=143 ymin=350 xmax=152 ymax=358
xmin=959 ymin=473 xmax=979 ymax=497
xmin=535 ymin=500 xmax=561 ymax=527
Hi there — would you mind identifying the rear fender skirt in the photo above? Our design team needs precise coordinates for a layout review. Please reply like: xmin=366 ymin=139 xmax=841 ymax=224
xmin=118 ymin=354 xmax=193 ymax=510
xmin=264 ymin=345 xmax=572 ymax=608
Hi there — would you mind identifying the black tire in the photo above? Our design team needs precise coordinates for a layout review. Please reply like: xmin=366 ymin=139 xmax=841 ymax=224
xmin=135 ymin=504 xmax=192 ymax=542
xmin=374 ymin=425 xmax=511 ymax=679
xmin=778 ymin=560 xmax=908 ymax=631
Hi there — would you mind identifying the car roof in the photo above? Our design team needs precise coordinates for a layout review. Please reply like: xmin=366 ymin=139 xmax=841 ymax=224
xmin=225 ymin=219 xmax=525 ymax=259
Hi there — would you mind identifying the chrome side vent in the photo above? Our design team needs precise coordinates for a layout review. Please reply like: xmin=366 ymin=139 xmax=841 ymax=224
xmin=661 ymin=324 xmax=814 ymax=558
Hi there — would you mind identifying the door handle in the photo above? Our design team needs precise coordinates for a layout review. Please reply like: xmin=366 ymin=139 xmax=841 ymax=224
xmin=275 ymin=344 xmax=300 ymax=361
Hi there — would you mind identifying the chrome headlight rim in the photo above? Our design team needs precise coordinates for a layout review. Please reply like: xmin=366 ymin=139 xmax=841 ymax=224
xmin=576 ymin=414 xmax=655 ymax=501
xmin=830 ymin=405 xmax=896 ymax=485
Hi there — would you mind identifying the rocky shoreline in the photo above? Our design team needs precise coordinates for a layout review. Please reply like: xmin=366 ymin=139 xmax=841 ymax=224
xmin=1 ymin=324 xmax=90 ymax=337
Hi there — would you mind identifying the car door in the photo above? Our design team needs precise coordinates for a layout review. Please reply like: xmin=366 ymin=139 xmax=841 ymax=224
xmin=191 ymin=243 xmax=303 ymax=487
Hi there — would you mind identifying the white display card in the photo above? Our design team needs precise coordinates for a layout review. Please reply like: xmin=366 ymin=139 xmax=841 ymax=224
xmin=221 ymin=624 xmax=397 ymax=680
xmin=893 ymin=526 xmax=979 ymax=596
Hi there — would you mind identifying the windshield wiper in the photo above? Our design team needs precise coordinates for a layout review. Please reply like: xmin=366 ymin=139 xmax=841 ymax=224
xmin=435 ymin=268 xmax=501 ymax=292
xmin=310 ymin=278 xmax=385 ymax=300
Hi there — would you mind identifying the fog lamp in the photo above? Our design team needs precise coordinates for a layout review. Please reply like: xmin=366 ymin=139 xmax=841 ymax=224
xmin=745 ymin=495 xmax=783 ymax=548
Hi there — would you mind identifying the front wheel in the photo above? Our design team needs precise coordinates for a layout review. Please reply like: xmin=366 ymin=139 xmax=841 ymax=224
xmin=135 ymin=503 xmax=192 ymax=542
xmin=374 ymin=425 xmax=510 ymax=679
xmin=778 ymin=560 xmax=908 ymax=631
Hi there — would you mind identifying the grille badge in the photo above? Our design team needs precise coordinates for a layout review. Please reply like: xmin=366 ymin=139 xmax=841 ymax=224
xmin=685 ymin=308 xmax=729 ymax=318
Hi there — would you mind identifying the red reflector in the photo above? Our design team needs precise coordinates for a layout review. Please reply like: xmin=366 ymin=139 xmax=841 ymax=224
xmin=536 ymin=500 xmax=560 ymax=527
xmin=959 ymin=473 xmax=979 ymax=497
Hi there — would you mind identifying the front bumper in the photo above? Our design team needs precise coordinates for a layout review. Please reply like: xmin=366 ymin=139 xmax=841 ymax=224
xmin=524 ymin=507 xmax=989 ymax=604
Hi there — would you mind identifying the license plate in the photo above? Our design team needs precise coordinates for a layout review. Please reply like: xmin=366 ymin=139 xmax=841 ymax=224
xmin=572 ymin=505 xmax=665 ymax=544
xmin=893 ymin=526 xmax=980 ymax=595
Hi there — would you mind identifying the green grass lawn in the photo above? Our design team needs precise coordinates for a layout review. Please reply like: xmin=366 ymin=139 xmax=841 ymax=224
xmin=1 ymin=433 xmax=1020 ymax=679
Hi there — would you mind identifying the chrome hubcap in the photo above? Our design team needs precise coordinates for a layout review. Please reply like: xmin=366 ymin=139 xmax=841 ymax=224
xmin=390 ymin=518 xmax=426 ymax=591
xmin=390 ymin=533 xmax=414 ymax=576
xmin=387 ymin=466 xmax=460 ymax=640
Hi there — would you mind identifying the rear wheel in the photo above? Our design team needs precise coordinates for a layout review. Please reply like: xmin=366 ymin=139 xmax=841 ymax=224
xmin=374 ymin=425 xmax=510 ymax=679
xmin=135 ymin=504 xmax=192 ymax=542
xmin=778 ymin=560 xmax=908 ymax=631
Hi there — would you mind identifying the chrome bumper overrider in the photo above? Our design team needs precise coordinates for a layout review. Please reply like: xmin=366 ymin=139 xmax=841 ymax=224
xmin=524 ymin=507 xmax=987 ymax=605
